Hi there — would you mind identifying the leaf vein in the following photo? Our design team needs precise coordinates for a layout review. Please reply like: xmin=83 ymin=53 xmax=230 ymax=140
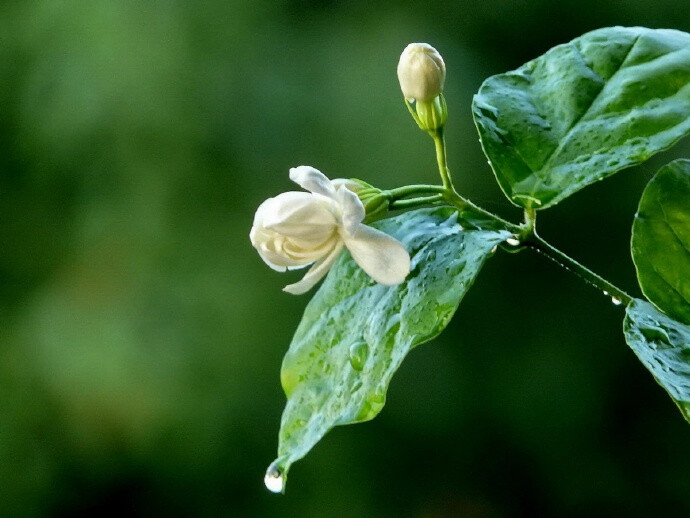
xmin=540 ymin=34 xmax=641 ymax=171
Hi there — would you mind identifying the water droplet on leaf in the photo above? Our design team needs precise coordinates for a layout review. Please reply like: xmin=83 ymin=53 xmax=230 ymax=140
xmin=348 ymin=341 xmax=369 ymax=371
xmin=505 ymin=237 xmax=520 ymax=247
xmin=264 ymin=461 xmax=285 ymax=493
xmin=611 ymin=296 xmax=622 ymax=306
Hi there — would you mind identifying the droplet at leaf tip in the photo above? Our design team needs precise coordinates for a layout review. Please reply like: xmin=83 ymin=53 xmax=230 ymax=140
xmin=264 ymin=459 xmax=288 ymax=494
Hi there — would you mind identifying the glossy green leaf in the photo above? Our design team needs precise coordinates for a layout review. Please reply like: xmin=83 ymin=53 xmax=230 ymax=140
xmin=624 ymin=299 xmax=690 ymax=422
xmin=632 ymin=159 xmax=690 ymax=325
xmin=266 ymin=208 xmax=510 ymax=491
xmin=473 ymin=26 xmax=690 ymax=209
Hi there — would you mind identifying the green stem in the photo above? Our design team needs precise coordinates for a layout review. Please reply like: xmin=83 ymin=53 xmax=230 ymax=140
xmin=443 ymin=189 xmax=520 ymax=232
xmin=432 ymin=128 xmax=454 ymax=191
xmin=439 ymin=191 xmax=632 ymax=306
xmin=524 ymin=233 xmax=633 ymax=306
xmin=386 ymin=184 xmax=446 ymax=200
xmin=525 ymin=207 xmax=537 ymax=230
xmin=390 ymin=120 xmax=632 ymax=307
xmin=390 ymin=194 xmax=444 ymax=210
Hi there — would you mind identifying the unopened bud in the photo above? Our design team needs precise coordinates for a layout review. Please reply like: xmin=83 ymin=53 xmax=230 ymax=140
xmin=397 ymin=43 xmax=448 ymax=132
xmin=397 ymin=43 xmax=445 ymax=102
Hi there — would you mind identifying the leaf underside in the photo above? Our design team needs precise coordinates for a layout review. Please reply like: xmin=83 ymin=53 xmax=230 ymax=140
xmin=624 ymin=299 xmax=690 ymax=422
xmin=270 ymin=208 xmax=510 ymax=487
xmin=632 ymin=159 xmax=690 ymax=325
xmin=473 ymin=26 xmax=690 ymax=210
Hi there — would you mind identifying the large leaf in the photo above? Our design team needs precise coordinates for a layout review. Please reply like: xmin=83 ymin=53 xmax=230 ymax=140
xmin=624 ymin=299 xmax=690 ymax=423
xmin=473 ymin=26 xmax=690 ymax=209
xmin=632 ymin=159 xmax=690 ymax=325
xmin=265 ymin=208 xmax=510 ymax=491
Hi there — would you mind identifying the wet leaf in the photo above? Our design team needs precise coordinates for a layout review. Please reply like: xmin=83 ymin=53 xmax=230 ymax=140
xmin=473 ymin=26 xmax=690 ymax=209
xmin=624 ymin=299 xmax=690 ymax=422
xmin=268 ymin=208 xmax=510 ymax=490
xmin=632 ymin=159 xmax=690 ymax=325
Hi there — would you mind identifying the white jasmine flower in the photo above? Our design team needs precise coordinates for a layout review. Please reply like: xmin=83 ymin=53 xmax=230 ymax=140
xmin=397 ymin=42 xmax=446 ymax=102
xmin=250 ymin=166 xmax=410 ymax=295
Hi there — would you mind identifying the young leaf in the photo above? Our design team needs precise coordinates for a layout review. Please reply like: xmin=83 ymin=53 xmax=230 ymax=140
xmin=632 ymin=159 xmax=690 ymax=325
xmin=472 ymin=26 xmax=690 ymax=210
xmin=624 ymin=299 xmax=690 ymax=423
xmin=268 ymin=208 xmax=510 ymax=490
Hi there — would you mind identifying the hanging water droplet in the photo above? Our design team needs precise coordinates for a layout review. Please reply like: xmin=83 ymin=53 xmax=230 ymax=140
xmin=611 ymin=296 xmax=622 ymax=306
xmin=603 ymin=290 xmax=609 ymax=296
xmin=491 ymin=245 xmax=498 ymax=253
xmin=348 ymin=341 xmax=369 ymax=371
xmin=264 ymin=461 xmax=285 ymax=493
xmin=505 ymin=237 xmax=520 ymax=247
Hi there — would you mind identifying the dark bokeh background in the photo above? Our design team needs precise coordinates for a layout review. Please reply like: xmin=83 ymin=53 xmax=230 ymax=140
xmin=1 ymin=1 xmax=689 ymax=516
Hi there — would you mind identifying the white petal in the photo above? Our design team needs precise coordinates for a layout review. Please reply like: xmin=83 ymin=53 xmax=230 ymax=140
xmin=289 ymin=166 xmax=336 ymax=197
xmin=283 ymin=241 xmax=344 ymax=295
xmin=250 ymin=227 xmax=287 ymax=271
xmin=343 ymin=226 xmax=410 ymax=285
xmin=281 ymin=234 xmax=341 ymax=263
xmin=262 ymin=192 xmax=337 ymax=239
xmin=336 ymin=186 xmax=365 ymax=236
xmin=251 ymin=227 xmax=309 ymax=271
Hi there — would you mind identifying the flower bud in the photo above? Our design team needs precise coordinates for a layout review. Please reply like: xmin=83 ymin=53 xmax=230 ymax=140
xmin=397 ymin=43 xmax=445 ymax=102
xmin=397 ymin=43 xmax=448 ymax=132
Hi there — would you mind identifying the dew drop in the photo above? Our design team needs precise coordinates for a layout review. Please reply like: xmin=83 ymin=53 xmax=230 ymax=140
xmin=603 ymin=291 xmax=609 ymax=296
xmin=491 ymin=245 xmax=498 ymax=253
xmin=264 ymin=461 xmax=285 ymax=493
xmin=505 ymin=237 xmax=520 ymax=247
xmin=348 ymin=341 xmax=369 ymax=371
xmin=611 ymin=296 xmax=622 ymax=306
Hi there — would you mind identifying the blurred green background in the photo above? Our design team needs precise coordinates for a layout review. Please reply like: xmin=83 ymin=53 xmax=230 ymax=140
xmin=1 ymin=1 xmax=689 ymax=516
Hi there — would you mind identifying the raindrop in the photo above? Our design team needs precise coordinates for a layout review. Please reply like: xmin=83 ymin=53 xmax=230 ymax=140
xmin=264 ymin=461 xmax=285 ymax=493
xmin=505 ymin=237 xmax=520 ymax=247
xmin=611 ymin=296 xmax=622 ymax=306
xmin=349 ymin=341 xmax=369 ymax=371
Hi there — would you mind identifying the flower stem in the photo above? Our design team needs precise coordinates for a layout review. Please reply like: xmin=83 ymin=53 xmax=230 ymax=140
xmin=390 ymin=194 xmax=444 ymax=209
xmin=390 ymin=126 xmax=633 ymax=307
xmin=386 ymin=184 xmax=446 ymax=200
xmin=432 ymin=128 xmax=454 ymax=191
